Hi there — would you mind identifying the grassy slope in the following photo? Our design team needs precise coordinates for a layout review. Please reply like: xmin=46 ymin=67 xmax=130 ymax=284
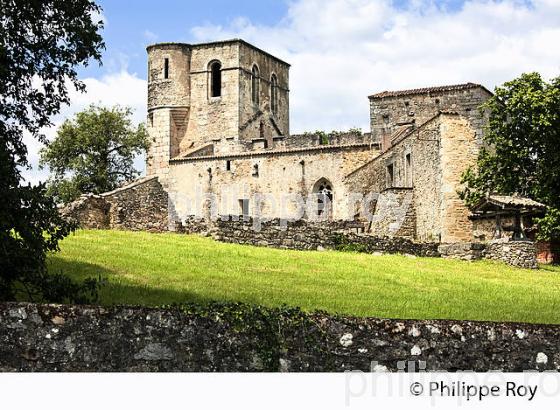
xmin=47 ymin=230 xmax=560 ymax=324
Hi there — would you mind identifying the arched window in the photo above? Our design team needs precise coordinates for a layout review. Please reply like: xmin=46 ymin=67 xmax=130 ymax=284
xmin=313 ymin=178 xmax=334 ymax=219
xmin=251 ymin=64 xmax=260 ymax=105
xmin=270 ymin=73 xmax=278 ymax=115
xmin=209 ymin=60 xmax=222 ymax=97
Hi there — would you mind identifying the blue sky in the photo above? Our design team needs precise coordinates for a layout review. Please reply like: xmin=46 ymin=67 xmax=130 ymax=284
xmin=24 ymin=0 xmax=560 ymax=184
xmin=80 ymin=0 xmax=291 ymax=79
xmin=84 ymin=0 xmax=470 ymax=80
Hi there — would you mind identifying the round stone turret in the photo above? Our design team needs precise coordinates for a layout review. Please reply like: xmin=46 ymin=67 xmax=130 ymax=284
xmin=147 ymin=43 xmax=191 ymax=111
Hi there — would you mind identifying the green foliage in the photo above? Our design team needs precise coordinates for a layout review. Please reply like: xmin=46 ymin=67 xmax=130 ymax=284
xmin=459 ymin=73 xmax=560 ymax=239
xmin=348 ymin=127 xmax=363 ymax=136
xmin=49 ymin=230 xmax=560 ymax=324
xmin=535 ymin=208 xmax=560 ymax=242
xmin=332 ymin=233 xmax=369 ymax=252
xmin=0 ymin=0 xmax=105 ymax=302
xmin=304 ymin=128 xmax=363 ymax=145
xmin=40 ymin=105 xmax=149 ymax=203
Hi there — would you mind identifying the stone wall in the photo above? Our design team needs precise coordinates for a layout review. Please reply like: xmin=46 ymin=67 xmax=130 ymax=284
xmin=1 ymin=302 xmax=558 ymax=372
xmin=369 ymin=84 xmax=491 ymax=146
xmin=207 ymin=217 xmax=440 ymax=256
xmin=59 ymin=176 xmax=169 ymax=232
xmin=438 ymin=114 xmax=478 ymax=242
xmin=58 ymin=195 xmax=109 ymax=229
xmin=438 ymin=242 xmax=486 ymax=261
xmin=438 ymin=240 xmax=538 ymax=269
xmin=146 ymin=40 xmax=291 ymax=182
xmin=367 ymin=188 xmax=416 ymax=239
xmin=346 ymin=115 xmax=442 ymax=241
xmin=483 ymin=241 xmax=538 ymax=269
xmin=282 ymin=131 xmax=375 ymax=149
xmin=103 ymin=176 xmax=169 ymax=232
xmin=237 ymin=41 xmax=290 ymax=141
xmin=167 ymin=144 xmax=378 ymax=221
xmin=207 ymin=218 xmax=538 ymax=268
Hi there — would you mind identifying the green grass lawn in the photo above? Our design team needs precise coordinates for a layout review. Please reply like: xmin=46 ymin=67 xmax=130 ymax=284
xmin=47 ymin=229 xmax=560 ymax=324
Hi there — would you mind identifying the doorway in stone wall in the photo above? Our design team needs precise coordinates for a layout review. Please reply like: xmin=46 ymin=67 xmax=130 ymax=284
xmin=312 ymin=178 xmax=333 ymax=220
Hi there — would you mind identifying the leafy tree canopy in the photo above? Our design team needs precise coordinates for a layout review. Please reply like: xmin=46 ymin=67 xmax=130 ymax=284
xmin=460 ymin=72 xmax=560 ymax=240
xmin=41 ymin=105 xmax=149 ymax=203
xmin=0 ymin=0 xmax=104 ymax=302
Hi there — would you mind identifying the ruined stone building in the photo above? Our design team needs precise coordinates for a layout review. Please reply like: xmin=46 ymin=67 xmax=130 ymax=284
xmin=144 ymin=39 xmax=494 ymax=244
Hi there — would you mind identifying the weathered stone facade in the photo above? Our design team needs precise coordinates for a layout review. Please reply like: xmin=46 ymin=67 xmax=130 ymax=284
xmin=61 ymin=39 xmax=542 ymax=268
xmin=345 ymin=112 xmax=479 ymax=243
xmin=209 ymin=217 xmax=440 ymax=256
xmin=60 ymin=176 xmax=169 ymax=232
xmin=438 ymin=241 xmax=538 ymax=269
xmin=2 ymin=302 xmax=559 ymax=372
xmin=483 ymin=240 xmax=538 ymax=269
xmin=146 ymin=40 xmax=290 ymax=180
xmin=369 ymin=83 xmax=491 ymax=148
xmin=145 ymin=39 xmax=496 ymax=246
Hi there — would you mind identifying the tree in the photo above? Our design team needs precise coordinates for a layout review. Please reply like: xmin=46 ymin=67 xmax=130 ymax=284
xmin=460 ymin=72 xmax=560 ymax=240
xmin=0 ymin=1 xmax=104 ymax=302
xmin=40 ymin=105 xmax=149 ymax=203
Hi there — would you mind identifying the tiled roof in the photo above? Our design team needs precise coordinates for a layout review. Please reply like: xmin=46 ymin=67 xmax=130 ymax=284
xmin=170 ymin=142 xmax=375 ymax=163
xmin=473 ymin=194 xmax=547 ymax=213
xmin=369 ymin=83 xmax=491 ymax=99
xmin=486 ymin=195 xmax=547 ymax=209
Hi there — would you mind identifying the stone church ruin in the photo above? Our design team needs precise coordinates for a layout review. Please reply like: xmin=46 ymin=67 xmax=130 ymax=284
xmin=61 ymin=39 xmax=547 ymax=268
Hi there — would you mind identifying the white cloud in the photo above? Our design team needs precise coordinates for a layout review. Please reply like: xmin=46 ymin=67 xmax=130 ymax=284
xmin=190 ymin=0 xmax=560 ymax=133
xmin=144 ymin=30 xmax=158 ymax=43
xmin=22 ymin=71 xmax=147 ymax=185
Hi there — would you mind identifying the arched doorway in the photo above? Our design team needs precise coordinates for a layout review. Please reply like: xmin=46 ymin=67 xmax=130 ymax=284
xmin=312 ymin=178 xmax=333 ymax=220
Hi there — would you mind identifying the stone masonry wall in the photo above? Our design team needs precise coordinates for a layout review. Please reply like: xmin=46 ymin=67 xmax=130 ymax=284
xmin=103 ymin=177 xmax=169 ymax=232
xmin=188 ymin=217 xmax=536 ymax=268
xmin=58 ymin=195 xmax=109 ymax=229
xmin=438 ymin=114 xmax=479 ymax=243
xmin=438 ymin=240 xmax=538 ymax=269
xmin=59 ymin=176 xmax=169 ymax=232
xmin=207 ymin=217 xmax=440 ymax=256
xmin=237 ymin=41 xmax=290 ymax=142
xmin=167 ymin=144 xmax=378 ymax=221
xmin=483 ymin=241 xmax=538 ymax=269
xmin=345 ymin=115 xmax=442 ymax=241
xmin=1 ymin=302 xmax=559 ymax=372
xmin=369 ymin=85 xmax=491 ymax=146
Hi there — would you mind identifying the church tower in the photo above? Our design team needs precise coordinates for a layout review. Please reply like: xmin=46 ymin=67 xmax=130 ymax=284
xmin=146 ymin=40 xmax=290 ymax=180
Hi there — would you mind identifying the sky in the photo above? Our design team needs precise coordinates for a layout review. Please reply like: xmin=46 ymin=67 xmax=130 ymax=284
xmin=23 ymin=0 xmax=560 ymax=184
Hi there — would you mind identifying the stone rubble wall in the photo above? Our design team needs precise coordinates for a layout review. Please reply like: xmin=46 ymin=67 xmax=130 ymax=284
xmin=438 ymin=242 xmax=486 ymax=261
xmin=59 ymin=176 xmax=169 ymax=232
xmin=176 ymin=217 xmax=538 ymax=268
xmin=281 ymin=131 xmax=374 ymax=149
xmin=58 ymin=195 xmax=109 ymax=229
xmin=369 ymin=85 xmax=491 ymax=145
xmin=1 ymin=302 xmax=558 ymax=372
xmin=483 ymin=241 xmax=538 ymax=269
xmin=438 ymin=240 xmax=538 ymax=269
xmin=207 ymin=217 xmax=440 ymax=257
